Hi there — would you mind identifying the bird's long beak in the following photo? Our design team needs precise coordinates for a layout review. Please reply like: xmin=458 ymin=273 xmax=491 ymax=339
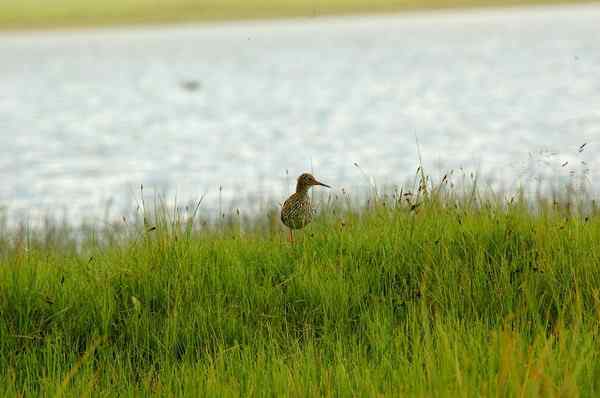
xmin=315 ymin=180 xmax=331 ymax=188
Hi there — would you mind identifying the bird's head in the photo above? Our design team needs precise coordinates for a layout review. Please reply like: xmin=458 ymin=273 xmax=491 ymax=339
xmin=296 ymin=173 xmax=330 ymax=193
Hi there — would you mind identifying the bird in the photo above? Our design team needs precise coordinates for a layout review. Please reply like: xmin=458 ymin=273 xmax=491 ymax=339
xmin=281 ymin=173 xmax=330 ymax=242
xmin=180 ymin=80 xmax=201 ymax=92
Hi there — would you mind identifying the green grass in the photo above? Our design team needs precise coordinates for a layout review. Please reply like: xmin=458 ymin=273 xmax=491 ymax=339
xmin=2 ymin=179 xmax=600 ymax=396
xmin=0 ymin=0 xmax=598 ymax=30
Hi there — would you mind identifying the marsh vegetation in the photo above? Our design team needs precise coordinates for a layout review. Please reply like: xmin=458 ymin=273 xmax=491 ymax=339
xmin=2 ymin=173 xmax=599 ymax=396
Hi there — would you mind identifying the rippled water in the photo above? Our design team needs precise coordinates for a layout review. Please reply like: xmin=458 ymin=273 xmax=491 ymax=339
xmin=1 ymin=4 xmax=599 ymax=223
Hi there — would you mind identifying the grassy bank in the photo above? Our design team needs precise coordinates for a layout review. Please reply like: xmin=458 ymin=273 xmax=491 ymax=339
xmin=0 ymin=0 xmax=598 ymax=30
xmin=1 ymin=181 xmax=600 ymax=396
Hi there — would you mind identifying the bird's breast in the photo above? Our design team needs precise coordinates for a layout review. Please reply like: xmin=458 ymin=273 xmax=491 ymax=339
xmin=281 ymin=194 xmax=312 ymax=230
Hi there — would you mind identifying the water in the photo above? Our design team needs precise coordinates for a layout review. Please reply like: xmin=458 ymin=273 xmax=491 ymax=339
xmin=1 ymin=4 xmax=599 ymax=224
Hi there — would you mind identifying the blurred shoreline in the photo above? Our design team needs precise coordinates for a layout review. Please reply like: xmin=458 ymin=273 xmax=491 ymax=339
xmin=1 ymin=0 xmax=598 ymax=31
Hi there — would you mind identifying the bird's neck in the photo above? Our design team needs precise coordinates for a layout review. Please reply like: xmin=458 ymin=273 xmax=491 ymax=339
xmin=295 ymin=183 xmax=310 ymax=195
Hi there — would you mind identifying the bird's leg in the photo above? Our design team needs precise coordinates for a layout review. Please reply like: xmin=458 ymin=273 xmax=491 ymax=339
xmin=288 ymin=229 xmax=294 ymax=244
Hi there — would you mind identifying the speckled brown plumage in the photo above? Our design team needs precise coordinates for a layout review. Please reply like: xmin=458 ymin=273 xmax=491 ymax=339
xmin=281 ymin=173 xmax=330 ymax=241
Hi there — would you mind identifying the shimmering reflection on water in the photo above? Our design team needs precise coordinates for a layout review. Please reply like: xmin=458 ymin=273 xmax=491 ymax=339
xmin=1 ymin=4 xmax=599 ymax=223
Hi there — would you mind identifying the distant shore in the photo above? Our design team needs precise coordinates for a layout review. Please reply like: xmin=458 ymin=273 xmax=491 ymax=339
xmin=1 ymin=0 xmax=598 ymax=30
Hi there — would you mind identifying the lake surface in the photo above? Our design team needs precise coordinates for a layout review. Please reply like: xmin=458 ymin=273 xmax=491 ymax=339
xmin=1 ymin=4 xmax=599 ymax=224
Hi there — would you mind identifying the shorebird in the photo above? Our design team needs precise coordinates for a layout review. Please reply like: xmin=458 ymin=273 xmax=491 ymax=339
xmin=281 ymin=173 xmax=330 ymax=242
